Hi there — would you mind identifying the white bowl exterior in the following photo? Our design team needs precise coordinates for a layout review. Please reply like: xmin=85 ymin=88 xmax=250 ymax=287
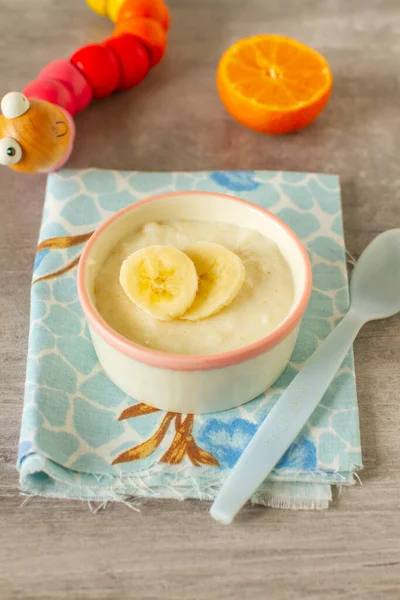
xmin=82 ymin=192 xmax=308 ymax=414
xmin=89 ymin=323 xmax=299 ymax=414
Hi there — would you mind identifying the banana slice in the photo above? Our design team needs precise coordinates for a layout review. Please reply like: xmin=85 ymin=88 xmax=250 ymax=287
xmin=181 ymin=242 xmax=245 ymax=321
xmin=120 ymin=245 xmax=198 ymax=321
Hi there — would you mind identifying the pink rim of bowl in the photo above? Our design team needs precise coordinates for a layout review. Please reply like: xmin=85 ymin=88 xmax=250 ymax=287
xmin=77 ymin=191 xmax=312 ymax=372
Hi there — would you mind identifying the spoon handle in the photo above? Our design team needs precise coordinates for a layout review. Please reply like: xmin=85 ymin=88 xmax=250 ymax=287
xmin=210 ymin=310 xmax=364 ymax=524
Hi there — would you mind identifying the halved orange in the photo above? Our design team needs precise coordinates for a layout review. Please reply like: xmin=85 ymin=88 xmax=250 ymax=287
xmin=217 ymin=35 xmax=333 ymax=134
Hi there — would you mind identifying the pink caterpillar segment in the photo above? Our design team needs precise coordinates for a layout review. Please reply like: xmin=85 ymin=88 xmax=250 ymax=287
xmin=40 ymin=60 xmax=93 ymax=112
xmin=23 ymin=60 xmax=93 ymax=116
xmin=23 ymin=78 xmax=76 ymax=116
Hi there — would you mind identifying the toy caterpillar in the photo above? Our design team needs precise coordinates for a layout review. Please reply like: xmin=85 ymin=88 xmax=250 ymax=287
xmin=0 ymin=0 xmax=169 ymax=174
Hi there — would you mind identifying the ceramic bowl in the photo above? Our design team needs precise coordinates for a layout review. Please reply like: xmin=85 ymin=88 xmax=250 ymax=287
xmin=77 ymin=191 xmax=312 ymax=414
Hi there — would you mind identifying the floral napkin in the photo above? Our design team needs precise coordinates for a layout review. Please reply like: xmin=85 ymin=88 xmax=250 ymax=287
xmin=18 ymin=169 xmax=362 ymax=509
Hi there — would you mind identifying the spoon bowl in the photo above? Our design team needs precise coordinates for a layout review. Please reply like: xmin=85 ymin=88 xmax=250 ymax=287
xmin=350 ymin=229 xmax=400 ymax=321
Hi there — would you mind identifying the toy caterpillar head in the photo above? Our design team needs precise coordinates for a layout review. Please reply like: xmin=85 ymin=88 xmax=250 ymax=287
xmin=0 ymin=92 xmax=75 ymax=173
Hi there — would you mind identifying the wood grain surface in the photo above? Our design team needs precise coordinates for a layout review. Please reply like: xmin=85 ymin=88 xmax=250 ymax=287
xmin=0 ymin=1 xmax=399 ymax=598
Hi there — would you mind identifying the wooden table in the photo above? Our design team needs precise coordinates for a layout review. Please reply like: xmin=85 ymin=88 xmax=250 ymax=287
xmin=1 ymin=1 xmax=399 ymax=598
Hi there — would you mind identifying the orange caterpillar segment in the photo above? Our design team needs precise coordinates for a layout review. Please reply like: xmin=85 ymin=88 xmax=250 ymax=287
xmin=113 ymin=17 xmax=167 ymax=66
xmin=86 ymin=0 xmax=170 ymax=28
xmin=116 ymin=0 xmax=170 ymax=31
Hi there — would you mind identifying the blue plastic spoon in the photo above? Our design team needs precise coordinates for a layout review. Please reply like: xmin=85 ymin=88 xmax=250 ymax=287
xmin=210 ymin=229 xmax=400 ymax=524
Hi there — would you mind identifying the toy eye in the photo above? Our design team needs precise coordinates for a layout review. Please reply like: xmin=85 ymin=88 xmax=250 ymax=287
xmin=1 ymin=92 xmax=30 ymax=119
xmin=0 ymin=137 xmax=22 ymax=166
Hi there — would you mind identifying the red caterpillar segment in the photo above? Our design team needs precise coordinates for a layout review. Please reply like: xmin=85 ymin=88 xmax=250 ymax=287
xmin=70 ymin=44 xmax=121 ymax=99
xmin=103 ymin=35 xmax=150 ymax=90
xmin=21 ymin=33 xmax=155 ymax=113
xmin=113 ymin=17 xmax=167 ymax=66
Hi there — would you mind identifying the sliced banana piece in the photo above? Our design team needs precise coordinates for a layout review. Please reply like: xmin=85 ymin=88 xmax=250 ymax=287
xmin=120 ymin=245 xmax=198 ymax=321
xmin=181 ymin=242 xmax=245 ymax=321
